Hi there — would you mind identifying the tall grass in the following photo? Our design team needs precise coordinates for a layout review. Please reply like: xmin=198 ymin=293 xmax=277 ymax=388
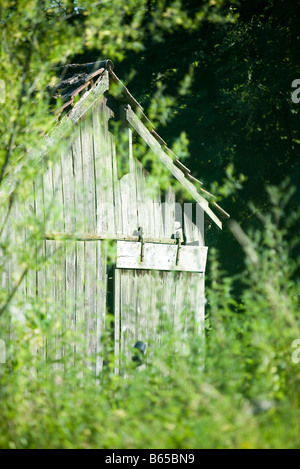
xmin=0 ymin=184 xmax=299 ymax=449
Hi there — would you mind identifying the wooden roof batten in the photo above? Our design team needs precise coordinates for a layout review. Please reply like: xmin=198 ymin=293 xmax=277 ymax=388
xmin=104 ymin=64 xmax=229 ymax=228
xmin=122 ymin=104 xmax=223 ymax=229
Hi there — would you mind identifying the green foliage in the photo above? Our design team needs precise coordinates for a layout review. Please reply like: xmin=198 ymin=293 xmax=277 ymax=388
xmin=0 ymin=0 xmax=299 ymax=450
xmin=117 ymin=0 xmax=300 ymax=273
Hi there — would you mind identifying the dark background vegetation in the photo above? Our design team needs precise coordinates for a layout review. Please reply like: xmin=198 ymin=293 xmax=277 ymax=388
xmin=72 ymin=0 xmax=300 ymax=278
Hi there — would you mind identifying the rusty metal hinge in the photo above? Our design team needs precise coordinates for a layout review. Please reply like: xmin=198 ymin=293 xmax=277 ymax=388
xmin=138 ymin=226 xmax=145 ymax=262
xmin=175 ymin=231 xmax=181 ymax=266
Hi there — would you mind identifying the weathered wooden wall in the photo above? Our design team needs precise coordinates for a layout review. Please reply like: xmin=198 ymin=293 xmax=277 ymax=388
xmin=39 ymin=95 xmax=204 ymax=243
xmin=114 ymin=269 xmax=205 ymax=373
xmin=1 ymin=91 xmax=206 ymax=372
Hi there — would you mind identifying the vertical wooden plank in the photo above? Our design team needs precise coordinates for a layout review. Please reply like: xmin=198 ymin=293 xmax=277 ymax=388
xmin=114 ymin=267 xmax=121 ymax=374
xmin=46 ymin=160 xmax=64 ymax=380
xmin=185 ymin=272 xmax=205 ymax=366
xmin=6 ymin=192 xmax=26 ymax=327
xmin=184 ymin=203 xmax=205 ymax=246
xmin=134 ymin=270 xmax=142 ymax=352
xmin=80 ymin=112 xmax=96 ymax=233
xmin=102 ymin=101 xmax=115 ymax=236
xmin=163 ymin=186 xmax=175 ymax=239
xmin=173 ymin=272 xmax=185 ymax=352
xmin=45 ymin=240 xmax=56 ymax=367
xmin=120 ymin=174 xmax=129 ymax=237
xmin=61 ymin=141 xmax=75 ymax=233
xmin=75 ymin=240 xmax=85 ymax=371
xmin=145 ymin=178 xmax=156 ymax=238
xmin=149 ymin=271 xmax=161 ymax=353
xmin=96 ymin=240 xmax=107 ymax=377
xmin=43 ymin=163 xmax=54 ymax=232
xmin=8 ymin=194 xmax=35 ymax=375
xmin=175 ymin=201 xmax=183 ymax=239
xmin=117 ymin=269 xmax=161 ymax=368
xmin=111 ymin=137 xmax=123 ymax=235
xmin=120 ymin=269 xmax=137 ymax=373
xmin=72 ymin=129 xmax=85 ymax=233
xmin=43 ymin=165 xmax=55 ymax=367
xmin=128 ymin=171 xmax=138 ymax=236
xmin=84 ymin=240 xmax=97 ymax=372
xmin=191 ymin=272 xmax=205 ymax=335
xmin=141 ymin=173 xmax=164 ymax=239
xmin=183 ymin=203 xmax=195 ymax=244
xmin=65 ymin=240 xmax=76 ymax=368
xmin=124 ymin=269 xmax=135 ymax=372
xmin=128 ymin=128 xmax=135 ymax=174
xmin=25 ymin=185 xmax=37 ymax=330
xmin=33 ymin=175 xmax=43 ymax=227
xmin=7 ymin=200 xmax=17 ymax=351
xmin=180 ymin=273 xmax=190 ymax=356
xmin=34 ymin=175 xmax=47 ymax=363
xmin=60 ymin=140 xmax=76 ymax=369
xmin=54 ymin=241 xmax=66 ymax=374
xmin=152 ymin=188 xmax=165 ymax=239
xmin=52 ymin=153 xmax=65 ymax=232
xmin=119 ymin=269 xmax=127 ymax=373
xmin=135 ymin=162 xmax=151 ymax=237
xmin=130 ymin=135 xmax=156 ymax=238
xmin=131 ymin=270 xmax=138 ymax=358
xmin=196 ymin=273 xmax=205 ymax=368
xmin=120 ymin=173 xmax=138 ymax=236
xmin=93 ymin=101 xmax=107 ymax=234
xmin=162 ymin=270 xmax=175 ymax=340
xmin=0 ymin=200 xmax=9 ymax=346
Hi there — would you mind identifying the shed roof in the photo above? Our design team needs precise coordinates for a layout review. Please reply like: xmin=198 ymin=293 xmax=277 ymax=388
xmin=52 ymin=60 xmax=229 ymax=228
xmin=54 ymin=60 xmax=114 ymax=106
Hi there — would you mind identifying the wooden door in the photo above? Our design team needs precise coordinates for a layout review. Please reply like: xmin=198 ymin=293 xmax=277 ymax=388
xmin=114 ymin=241 xmax=207 ymax=372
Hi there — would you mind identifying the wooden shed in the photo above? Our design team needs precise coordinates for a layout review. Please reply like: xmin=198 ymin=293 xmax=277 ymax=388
xmin=1 ymin=60 xmax=229 ymax=373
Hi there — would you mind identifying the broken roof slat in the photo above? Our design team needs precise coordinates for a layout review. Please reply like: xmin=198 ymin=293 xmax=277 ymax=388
xmin=186 ymin=174 xmax=203 ymax=186
xmin=69 ymin=68 xmax=105 ymax=98
xmin=109 ymin=70 xmax=155 ymax=130
xmin=173 ymin=158 xmax=191 ymax=174
xmin=199 ymin=186 xmax=216 ymax=199
xmin=55 ymin=98 xmax=74 ymax=117
xmin=212 ymin=202 xmax=230 ymax=219
xmin=54 ymin=60 xmax=113 ymax=102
